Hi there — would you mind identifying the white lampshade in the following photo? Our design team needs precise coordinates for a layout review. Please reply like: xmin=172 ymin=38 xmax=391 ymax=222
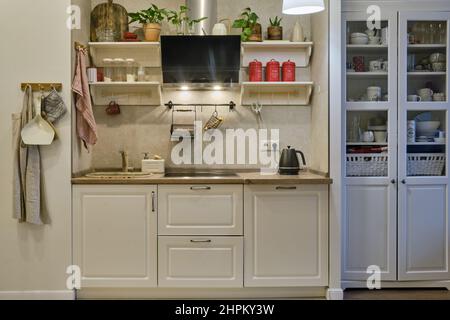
xmin=283 ymin=0 xmax=325 ymax=15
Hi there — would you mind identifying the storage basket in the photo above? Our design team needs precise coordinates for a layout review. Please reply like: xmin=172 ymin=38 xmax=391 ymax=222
xmin=346 ymin=153 xmax=388 ymax=177
xmin=407 ymin=153 xmax=446 ymax=176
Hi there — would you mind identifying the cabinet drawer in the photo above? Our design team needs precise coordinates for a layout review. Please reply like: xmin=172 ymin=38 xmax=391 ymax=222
xmin=158 ymin=236 xmax=243 ymax=288
xmin=158 ymin=185 xmax=243 ymax=235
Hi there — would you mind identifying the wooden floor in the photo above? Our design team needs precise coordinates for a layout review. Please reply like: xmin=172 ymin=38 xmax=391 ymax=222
xmin=344 ymin=289 xmax=450 ymax=300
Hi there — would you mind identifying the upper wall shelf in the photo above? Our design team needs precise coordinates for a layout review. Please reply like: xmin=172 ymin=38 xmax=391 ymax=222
xmin=240 ymin=81 xmax=314 ymax=106
xmin=89 ymin=82 xmax=162 ymax=106
xmin=88 ymin=42 xmax=161 ymax=67
xmin=242 ymin=41 xmax=313 ymax=67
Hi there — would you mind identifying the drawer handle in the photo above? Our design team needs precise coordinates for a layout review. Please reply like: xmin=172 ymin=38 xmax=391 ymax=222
xmin=190 ymin=186 xmax=212 ymax=191
xmin=190 ymin=239 xmax=212 ymax=243
xmin=276 ymin=186 xmax=297 ymax=190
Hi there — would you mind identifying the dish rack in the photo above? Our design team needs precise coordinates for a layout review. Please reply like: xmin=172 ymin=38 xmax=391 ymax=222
xmin=407 ymin=153 xmax=446 ymax=176
xmin=346 ymin=153 xmax=388 ymax=177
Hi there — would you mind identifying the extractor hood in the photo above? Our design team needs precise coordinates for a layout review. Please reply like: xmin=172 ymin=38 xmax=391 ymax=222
xmin=161 ymin=36 xmax=241 ymax=89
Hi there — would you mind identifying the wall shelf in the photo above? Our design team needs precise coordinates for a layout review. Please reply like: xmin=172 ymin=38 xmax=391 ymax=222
xmin=241 ymin=41 xmax=313 ymax=67
xmin=89 ymin=82 xmax=162 ymax=106
xmin=347 ymin=71 xmax=388 ymax=78
xmin=240 ymin=81 xmax=314 ymax=106
xmin=88 ymin=42 xmax=161 ymax=67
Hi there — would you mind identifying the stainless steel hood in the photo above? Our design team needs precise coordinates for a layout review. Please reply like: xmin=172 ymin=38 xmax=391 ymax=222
xmin=161 ymin=35 xmax=241 ymax=88
xmin=187 ymin=0 xmax=217 ymax=35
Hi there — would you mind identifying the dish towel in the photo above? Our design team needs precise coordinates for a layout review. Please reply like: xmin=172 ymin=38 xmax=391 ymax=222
xmin=12 ymin=85 xmax=43 ymax=225
xmin=72 ymin=48 xmax=98 ymax=150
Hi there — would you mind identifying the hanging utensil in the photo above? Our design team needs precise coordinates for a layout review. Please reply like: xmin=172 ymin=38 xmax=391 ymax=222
xmin=204 ymin=106 xmax=223 ymax=131
xmin=21 ymin=91 xmax=55 ymax=145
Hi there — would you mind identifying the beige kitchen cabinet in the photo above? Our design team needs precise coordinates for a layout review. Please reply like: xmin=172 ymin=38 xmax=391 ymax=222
xmin=158 ymin=236 xmax=244 ymax=288
xmin=244 ymin=185 xmax=329 ymax=287
xmin=158 ymin=185 xmax=243 ymax=235
xmin=73 ymin=185 xmax=157 ymax=288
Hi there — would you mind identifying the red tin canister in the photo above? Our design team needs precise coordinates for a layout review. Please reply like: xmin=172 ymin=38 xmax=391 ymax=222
xmin=249 ymin=59 xmax=263 ymax=82
xmin=266 ymin=59 xmax=281 ymax=82
xmin=282 ymin=60 xmax=296 ymax=82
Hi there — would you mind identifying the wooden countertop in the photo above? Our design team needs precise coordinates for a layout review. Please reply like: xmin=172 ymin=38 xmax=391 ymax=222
xmin=72 ymin=171 xmax=332 ymax=185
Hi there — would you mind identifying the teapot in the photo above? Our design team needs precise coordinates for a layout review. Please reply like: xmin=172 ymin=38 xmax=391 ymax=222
xmin=279 ymin=146 xmax=306 ymax=175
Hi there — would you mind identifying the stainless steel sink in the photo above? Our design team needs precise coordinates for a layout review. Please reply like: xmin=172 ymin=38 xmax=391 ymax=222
xmin=86 ymin=171 xmax=153 ymax=178
xmin=164 ymin=171 xmax=238 ymax=178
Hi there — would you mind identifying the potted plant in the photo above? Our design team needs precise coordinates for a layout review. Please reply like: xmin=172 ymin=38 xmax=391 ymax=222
xmin=268 ymin=16 xmax=283 ymax=40
xmin=232 ymin=7 xmax=262 ymax=42
xmin=168 ymin=5 xmax=207 ymax=35
xmin=128 ymin=4 xmax=169 ymax=41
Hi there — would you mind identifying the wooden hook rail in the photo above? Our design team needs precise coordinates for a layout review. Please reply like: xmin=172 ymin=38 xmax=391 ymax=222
xmin=21 ymin=83 xmax=62 ymax=92
xmin=74 ymin=41 xmax=88 ymax=51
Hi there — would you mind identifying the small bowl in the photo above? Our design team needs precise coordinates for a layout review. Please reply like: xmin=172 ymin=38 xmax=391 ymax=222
xmin=351 ymin=32 xmax=368 ymax=38
xmin=351 ymin=37 xmax=369 ymax=45
xmin=416 ymin=121 xmax=441 ymax=135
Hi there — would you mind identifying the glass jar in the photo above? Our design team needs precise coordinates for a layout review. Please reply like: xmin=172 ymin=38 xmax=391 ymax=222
xmin=137 ymin=66 xmax=146 ymax=82
xmin=125 ymin=58 xmax=137 ymax=82
xmin=103 ymin=58 xmax=114 ymax=82
xmin=113 ymin=58 xmax=125 ymax=82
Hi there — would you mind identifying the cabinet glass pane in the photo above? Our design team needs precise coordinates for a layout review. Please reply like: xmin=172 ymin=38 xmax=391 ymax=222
xmin=346 ymin=20 xmax=389 ymax=103
xmin=406 ymin=110 xmax=446 ymax=177
xmin=407 ymin=21 xmax=447 ymax=102
xmin=346 ymin=111 xmax=389 ymax=177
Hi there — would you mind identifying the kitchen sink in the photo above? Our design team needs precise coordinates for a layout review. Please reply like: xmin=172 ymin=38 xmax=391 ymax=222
xmin=164 ymin=171 xmax=239 ymax=178
xmin=86 ymin=171 xmax=153 ymax=178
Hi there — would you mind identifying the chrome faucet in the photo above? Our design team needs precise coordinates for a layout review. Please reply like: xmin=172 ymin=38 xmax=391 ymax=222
xmin=119 ymin=151 xmax=129 ymax=172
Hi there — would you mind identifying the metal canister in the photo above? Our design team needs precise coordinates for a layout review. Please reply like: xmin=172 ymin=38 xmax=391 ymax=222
xmin=249 ymin=59 xmax=263 ymax=82
xmin=282 ymin=60 xmax=296 ymax=82
xmin=266 ymin=59 xmax=281 ymax=82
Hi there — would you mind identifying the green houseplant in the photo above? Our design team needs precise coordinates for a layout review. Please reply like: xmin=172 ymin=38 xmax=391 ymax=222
xmin=128 ymin=4 xmax=169 ymax=41
xmin=268 ymin=16 xmax=283 ymax=40
xmin=232 ymin=7 xmax=262 ymax=42
xmin=168 ymin=5 xmax=208 ymax=35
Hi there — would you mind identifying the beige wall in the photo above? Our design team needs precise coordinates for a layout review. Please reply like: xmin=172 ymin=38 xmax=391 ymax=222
xmin=0 ymin=0 xmax=72 ymax=294
xmin=87 ymin=0 xmax=326 ymax=172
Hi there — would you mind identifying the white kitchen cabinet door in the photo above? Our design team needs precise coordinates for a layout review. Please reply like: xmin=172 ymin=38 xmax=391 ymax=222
xmin=398 ymin=181 xmax=450 ymax=280
xmin=158 ymin=185 xmax=243 ymax=235
xmin=158 ymin=236 xmax=244 ymax=288
xmin=244 ymin=185 xmax=328 ymax=287
xmin=73 ymin=185 xmax=157 ymax=288
xmin=343 ymin=183 xmax=397 ymax=281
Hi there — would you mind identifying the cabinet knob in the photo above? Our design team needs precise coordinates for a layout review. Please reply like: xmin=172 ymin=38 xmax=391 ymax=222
xmin=190 ymin=186 xmax=212 ymax=191
xmin=401 ymin=179 xmax=406 ymax=185
xmin=391 ymin=179 xmax=396 ymax=184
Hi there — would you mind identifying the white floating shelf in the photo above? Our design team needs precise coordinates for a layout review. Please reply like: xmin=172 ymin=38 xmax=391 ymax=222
xmin=88 ymin=42 xmax=161 ymax=67
xmin=347 ymin=71 xmax=388 ymax=78
xmin=89 ymin=82 xmax=162 ymax=106
xmin=241 ymin=81 xmax=314 ymax=106
xmin=241 ymin=41 xmax=313 ymax=67
xmin=408 ymin=71 xmax=447 ymax=76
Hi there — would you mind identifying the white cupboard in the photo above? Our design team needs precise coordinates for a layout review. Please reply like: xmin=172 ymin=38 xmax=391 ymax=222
xmin=244 ymin=185 xmax=329 ymax=287
xmin=73 ymin=185 xmax=157 ymax=287
xmin=158 ymin=236 xmax=243 ymax=288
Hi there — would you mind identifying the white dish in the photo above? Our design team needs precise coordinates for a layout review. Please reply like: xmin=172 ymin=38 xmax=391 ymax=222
xmin=351 ymin=32 xmax=368 ymax=38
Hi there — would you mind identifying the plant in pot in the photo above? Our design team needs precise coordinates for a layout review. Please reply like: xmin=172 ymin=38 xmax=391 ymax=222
xmin=232 ymin=7 xmax=262 ymax=42
xmin=128 ymin=4 xmax=168 ymax=42
xmin=268 ymin=16 xmax=283 ymax=40
xmin=168 ymin=5 xmax=207 ymax=35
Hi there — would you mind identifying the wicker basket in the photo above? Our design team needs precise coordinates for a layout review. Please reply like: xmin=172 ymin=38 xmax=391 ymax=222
xmin=346 ymin=153 xmax=388 ymax=177
xmin=407 ymin=153 xmax=446 ymax=176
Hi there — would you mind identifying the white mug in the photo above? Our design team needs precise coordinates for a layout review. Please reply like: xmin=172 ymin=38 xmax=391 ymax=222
xmin=417 ymin=88 xmax=434 ymax=101
xmin=212 ymin=23 xmax=227 ymax=35
xmin=408 ymin=94 xmax=422 ymax=102
xmin=369 ymin=60 xmax=383 ymax=72
xmin=362 ymin=131 xmax=375 ymax=142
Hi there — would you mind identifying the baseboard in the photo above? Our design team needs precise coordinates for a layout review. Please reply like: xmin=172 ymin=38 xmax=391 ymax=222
xmin=77 ymin=287 xmax=327 ymax=300
xmin=0 ymin=290 xmax=75 ymax=300
xmin=326 ymin=288 xmax=344 ymax=300
xmin=342 ymin=280 xmax=450 ymax=290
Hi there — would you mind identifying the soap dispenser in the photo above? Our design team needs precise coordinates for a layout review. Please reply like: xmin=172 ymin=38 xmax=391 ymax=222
xmin=142 ymin=153 xmax=165 ymax=174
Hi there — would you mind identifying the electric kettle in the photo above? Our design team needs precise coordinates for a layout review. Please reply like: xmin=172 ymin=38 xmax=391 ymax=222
xmin=279 ymin=146 xmax=306 ymax=175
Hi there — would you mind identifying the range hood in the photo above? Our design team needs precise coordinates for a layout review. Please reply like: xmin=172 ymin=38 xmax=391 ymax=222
xmin=161 ymin=36 xmax=241 ymax=89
